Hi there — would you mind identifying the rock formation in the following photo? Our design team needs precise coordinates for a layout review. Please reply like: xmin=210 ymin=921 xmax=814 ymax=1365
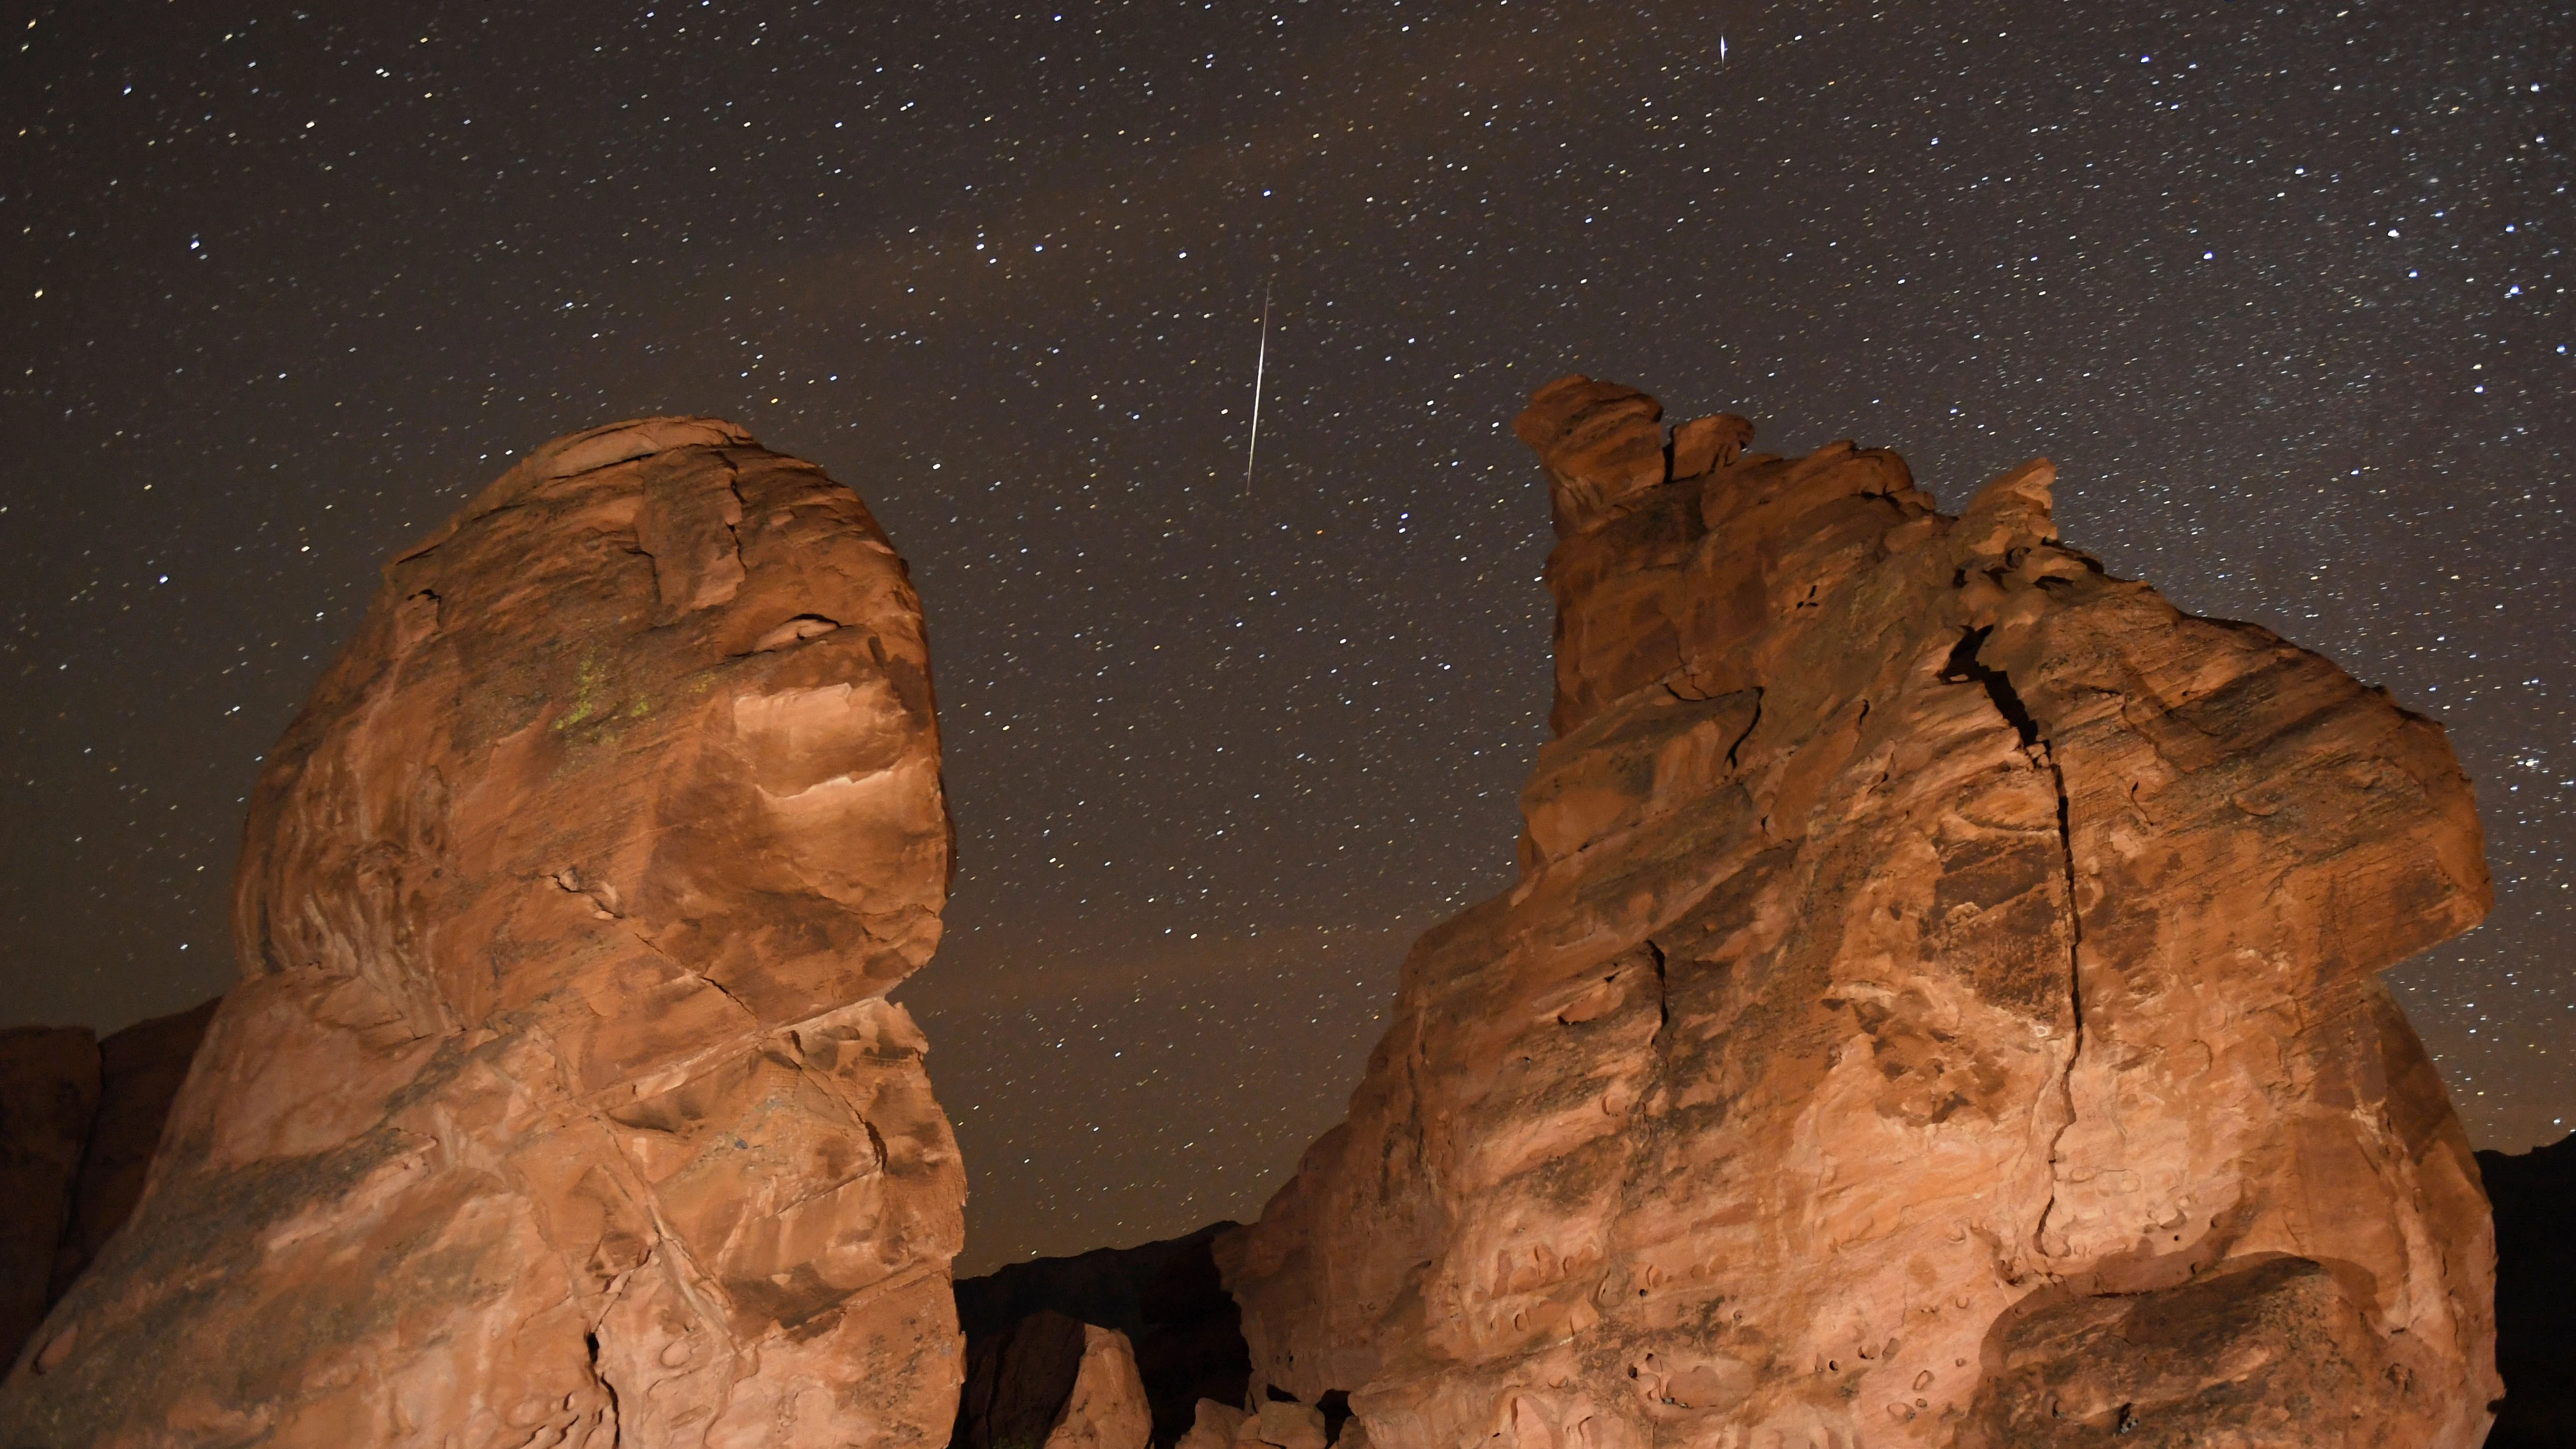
xmin=48 ymin=998 xmax=222 ymax=1302
xmin=1219 ymin=377 xmax=2501 ymax=1446
xmin=1043 ymin=1325 xmax=1155 ymax=1449
xmin=952 ymin=1310 xmax=1153 ymax=1449
xmin=2478 ymin=1132 xmax=2576 ymax=1448
xmin=953 ymin=1223 xmax=1251 ymax=1448
xmin=0 ymin=1027 xmax=98 ymax=1369
xmin=1175 ymin=1398 xmax=1333 ymax=1449
xmin=0 ymin=419 xmax=966 ymax=1447
xmin=0 ymin=998 xmax=218 ymax=1371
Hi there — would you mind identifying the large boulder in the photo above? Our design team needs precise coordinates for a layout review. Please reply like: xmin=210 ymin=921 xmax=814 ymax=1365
xmin=0 ymin=419 xmax=967 ymax=1447
xmin=1221 ymin=378 xmax=2500 ymax=1448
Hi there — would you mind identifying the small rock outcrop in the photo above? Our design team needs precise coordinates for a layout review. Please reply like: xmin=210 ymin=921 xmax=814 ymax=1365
xmin=0 ymin=999 xmax=218 ymax=1370
xmin=48 ymin=999 xmax=221 ymax=1301
xmin=953 ymin=1225 xmax=1252 ymax=1448
xmin=0 ymin=1027 xmax=97 ymax=1368
xmin=1044 ymin=1324 xmax=1155 ymax=1449
xmin=0 ymin=420 xmax=966 ymax=1446
xmin=2479 ymin=1132 xmax=2576 ymax=1448
xmin=1219 ymin=377 xmax=2500 ymax=1447
xmin=952 ymin=1311 xmax=1152 ymax=1449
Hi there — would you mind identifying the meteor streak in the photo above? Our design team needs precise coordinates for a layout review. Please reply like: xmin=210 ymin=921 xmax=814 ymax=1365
xmin=1244 ymin=283 xmax=1270 ymax=496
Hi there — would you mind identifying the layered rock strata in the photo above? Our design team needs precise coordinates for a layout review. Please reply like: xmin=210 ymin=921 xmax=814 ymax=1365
xmin=0 ymin=420 xmax=966 ymax=1447
xmin=1220 ymin=377 xmax=2500 ymax=1447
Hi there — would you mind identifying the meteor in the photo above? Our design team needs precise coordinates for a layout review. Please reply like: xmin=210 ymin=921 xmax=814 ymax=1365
xmin=1244 ymin=283 xmax=1270 ymax=496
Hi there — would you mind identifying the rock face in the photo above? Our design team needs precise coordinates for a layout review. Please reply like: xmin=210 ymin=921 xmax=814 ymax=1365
xmin=1219 ymin=377 xmax=2500 ymax=1447
xmin=953 ymin=1224 xmax=1252 ymax=1448
xmin=0 ymin=419 xmax=966 ymax=1446
xmin=2478 ymin=1132 xmax=2576 ymax=1448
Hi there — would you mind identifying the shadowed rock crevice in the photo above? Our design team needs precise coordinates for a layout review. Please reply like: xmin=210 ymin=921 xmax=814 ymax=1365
xmin=1940 ymin=622 xmax=2093 ymax=1263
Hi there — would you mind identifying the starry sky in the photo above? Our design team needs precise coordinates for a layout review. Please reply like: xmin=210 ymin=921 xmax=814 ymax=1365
xmin=3 ymin=0 xmax=2569 ymax=1272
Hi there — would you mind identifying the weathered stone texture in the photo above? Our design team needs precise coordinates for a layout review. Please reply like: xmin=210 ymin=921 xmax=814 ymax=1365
xmin=0 ymin=419 xmax=966 ymax=1447
xmin=1222 ymin=377 xmax=2499 ymax=1448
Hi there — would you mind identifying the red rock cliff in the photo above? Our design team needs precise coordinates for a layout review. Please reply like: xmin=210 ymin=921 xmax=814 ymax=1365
xmin=1219 ymin=377 xmax=2499 ymax=1448
xmin=0 ymin=420 xmax=966 ymax=1447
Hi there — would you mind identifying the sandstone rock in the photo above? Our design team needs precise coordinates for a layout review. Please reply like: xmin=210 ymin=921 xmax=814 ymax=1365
xmin=1511 ymin=376 xmax=1668 ymax=539
xmin=1667 ymin=413 xmax=1754 ymax=482
xmin=1176 ymin=1400 xmax=1246 ymax=1449
xmin=1045 ymin=1324 xmax=1153 ymax=1449
xmin=1236 ymin=1400 xmax=1326 ymax=1449
xmin=952 ymin=1311 xmax=1154 ymax=1449
xmin=0 ymin=1026 xmax=97 ymax=1370
xmin=1221 ymin=377 xmax=2500 ymax=1448
xmin=47 ymin=998 xmax=220 ymax=1302
xmin=0 ymin=419 xmax=966 ymax=1446
xmin=956 ymin=1309 xmax=1091 ymax=1449
xmin=2478 ymin=1132 xmax=2576 ymax=1449
xmin=953 ymin=1223 xmax=1251 ymax=1447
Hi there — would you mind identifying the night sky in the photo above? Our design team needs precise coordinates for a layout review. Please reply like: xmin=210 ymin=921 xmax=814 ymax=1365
xmin=4 ymin=1 xmax=2569 ymax=1272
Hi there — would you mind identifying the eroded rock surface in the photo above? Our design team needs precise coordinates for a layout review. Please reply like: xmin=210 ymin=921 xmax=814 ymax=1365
xmin=0 ymin=420 xmax=966 ymax=1446
xmin=1220 ymin=376 xmax=2500 ymax=1447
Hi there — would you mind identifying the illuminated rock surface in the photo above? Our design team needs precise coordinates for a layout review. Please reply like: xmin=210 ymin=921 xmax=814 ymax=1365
xmin=0 ymin=419 xmax=965 ymax=1447
xmin=1042 ymin=1324 xmax=1154 ymax=1449
xmin=1220 ymin=376 xmax=2501 ymax=1448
